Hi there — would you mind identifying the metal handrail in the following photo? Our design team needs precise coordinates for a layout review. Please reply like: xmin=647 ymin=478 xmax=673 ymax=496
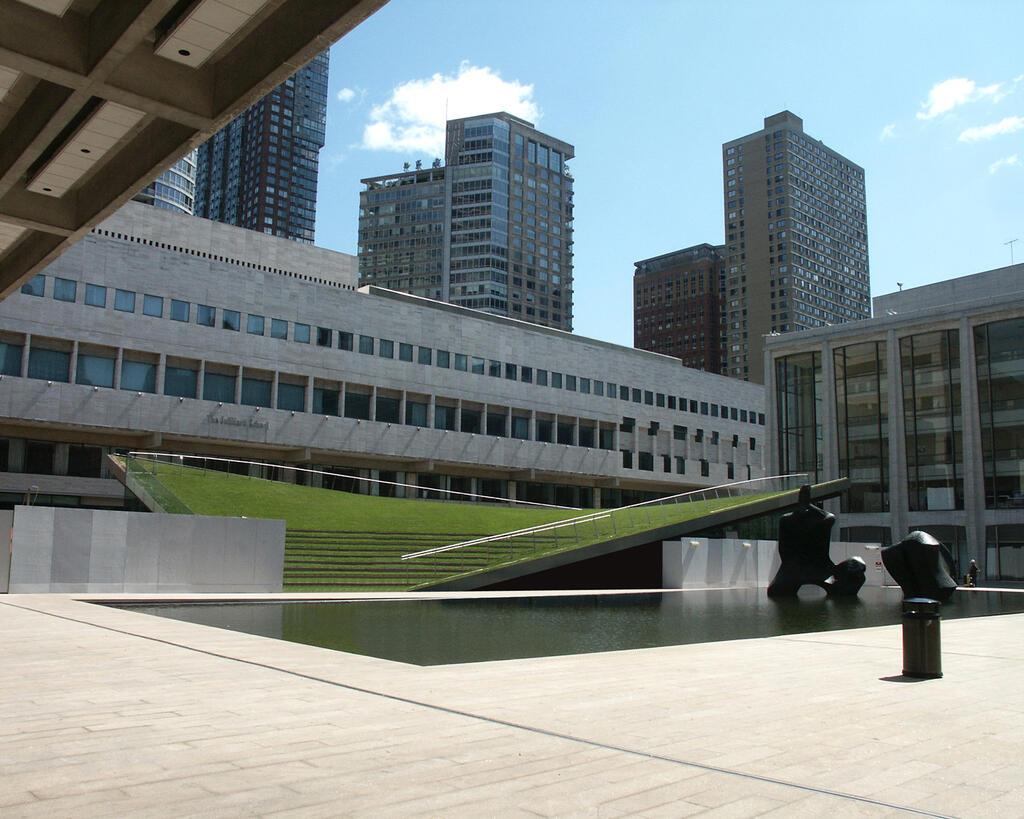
xmin=402 ymin=473 xmax=809 ymax=561
xmin=126 ymin=450 xmax=573 ymax=510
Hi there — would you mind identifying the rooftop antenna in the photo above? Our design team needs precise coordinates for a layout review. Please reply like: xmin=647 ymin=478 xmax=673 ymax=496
xmin=897 ymin=281 xmax=903 ymax=291
xmin=1006 ymin=238 xmax=1019 ymax=265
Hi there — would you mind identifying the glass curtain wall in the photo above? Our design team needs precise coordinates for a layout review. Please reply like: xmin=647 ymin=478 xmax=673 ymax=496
xmin=900 ymin=330 xmax=963 ymax=510
xmin=775 ymin=352 xmax=821 ymax=480
xmin=834 ymin=341 xmax=888 ymax=513
xmin=975 ymin=318 xmax=1024 ymax=509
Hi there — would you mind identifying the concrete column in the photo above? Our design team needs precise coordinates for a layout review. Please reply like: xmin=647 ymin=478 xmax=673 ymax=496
xmin=20 ymin=334 xmax=30 ymax=377
xmin=508 ymin=480 xmax=517 ymax=502
xmin=819 ymin=339 xmax=838 ymax=481
xmin=68 ymin=340 xmax=79 ymax=384
xmin=370 ymin=386 xmax=378 ymax=422
xmin=958 ymin=317 xmax=987 ymax=571
xmin=593 ymin=486 xmax=602 ymax=508
xmin=233 ymin=365 xmax=241 ymax=404
xmin=428 ymin=394 xmax=436 ymax=429
xmin=156 ymin=354 xmax=167 ymax=397
xmin=270 ymin=371 xmax=279 ymax=410
xmin=529 ymin=409 xmax=536 ymax=441
xmin=113 ymin=347 xmax=123 ymax=390
xmin=304 ymin=375 xmax=314 ymax=413
xmin=455 ymin=398 xmax=463 ymax=432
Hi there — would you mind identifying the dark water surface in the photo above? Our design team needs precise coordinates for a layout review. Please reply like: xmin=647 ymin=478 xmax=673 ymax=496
xmin=106 ymin=587 xmax=1024 ymax=666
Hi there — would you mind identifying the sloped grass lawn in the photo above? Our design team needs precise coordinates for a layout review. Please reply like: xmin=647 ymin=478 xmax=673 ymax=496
xmin=141 ymin=461 xmax=580 ymax=534
xmin=126 ymin=459 xmax=791 ymax=590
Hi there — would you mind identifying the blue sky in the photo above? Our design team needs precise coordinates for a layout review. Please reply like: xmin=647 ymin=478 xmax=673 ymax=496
xmin=315 ymin=0 xmax=1024 ymax=348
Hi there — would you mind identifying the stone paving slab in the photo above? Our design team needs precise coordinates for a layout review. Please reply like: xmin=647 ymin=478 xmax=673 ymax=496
xmin=2 ymin=591 xmax=1023 ymax=817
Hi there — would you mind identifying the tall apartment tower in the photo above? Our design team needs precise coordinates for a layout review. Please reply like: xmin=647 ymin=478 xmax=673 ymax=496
xmin=359 ymin=112 xmax=575 ymax=331
xmin=134 ymin=150 xmax=198 ymax=215
xmin=633 ymin=244 xmax=726 ymax=371
xmin=193 ymin=51 xmax=329 ymax=244
xmin=722 ymin=111 xmax=870 ymax=382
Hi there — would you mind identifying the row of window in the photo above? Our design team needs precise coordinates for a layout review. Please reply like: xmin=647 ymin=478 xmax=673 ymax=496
xmin=22 ymin=273 xmax=766 ymax=426
xmin=0 ymin=337 xmax=760 ymax=461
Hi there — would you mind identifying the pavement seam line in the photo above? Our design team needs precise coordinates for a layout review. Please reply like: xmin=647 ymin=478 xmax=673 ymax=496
xmin=2 ymin=600 xmax=953 ymax=818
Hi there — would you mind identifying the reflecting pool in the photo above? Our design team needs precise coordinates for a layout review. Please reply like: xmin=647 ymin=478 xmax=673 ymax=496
xmin=107 ymin=587 xmax=1024 ymax=666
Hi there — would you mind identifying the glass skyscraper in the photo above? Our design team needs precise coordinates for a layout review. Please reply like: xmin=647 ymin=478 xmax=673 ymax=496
xmin=359 ymin=112 xmax=575 ymax=331
xmin=193 ymin=51 xmax=329 ymax=244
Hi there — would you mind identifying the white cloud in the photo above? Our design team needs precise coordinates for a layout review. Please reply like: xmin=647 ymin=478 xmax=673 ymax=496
xmin=958 ymin=116 xmax=1024 ymax=142
xmin=360 ymin=62 xmax=540 ymax=155
xmin=989 ymin=154 xmax=1021 ymax=174
xmin=336 ymin=87 xmax=357 ymax=103
xmin=879 ymin=122 xmax=897 ymax=141
xmin=917 ymin=77 xmax=1002 ymax=119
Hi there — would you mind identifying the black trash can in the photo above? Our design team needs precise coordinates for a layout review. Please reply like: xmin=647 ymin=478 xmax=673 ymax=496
xmin=902 ymin=597 xmax=942 ymax=679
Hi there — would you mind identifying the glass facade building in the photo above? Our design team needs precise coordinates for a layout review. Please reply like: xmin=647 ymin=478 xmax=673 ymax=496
xmin=193 ymin=51 xmax=329 ymax=244
xmin=359 ymin=112 xmax=574 ymax=331
xmin=134 ymin=151 xmax=197 ymax=215
xmin=766 ymin=266 xmax=1024 ymax=582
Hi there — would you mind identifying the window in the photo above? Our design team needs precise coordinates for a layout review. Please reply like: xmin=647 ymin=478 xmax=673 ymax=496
xmin=399 ymin=343 xmax=413 ymax=361
xmin=198 ymin=305 xmax=216 ymax=326
xmin=241 ymin=376 xmax=272 ymax=407
xmin=600 ymin=428 xmax=614 ymax=450
xmin=27 ymin=347 xmax=70 ymax=382
xmin=557 ymin=421 xmax=574 ymax=445
xmin=337 ymin=331 xmax=352 ymax=350
xmin=619 ymin=385 xmax=629 ymax=401
xmin=294 ymin=323 xmax=310 ymax=343
xmin=271 ymin=318 xmax=288 ymax=339
xmin=164 ymin=365 xmax=197 ymax=398
xmin=143 ymin=294 xmax=163 ymax=317
xmin=434 ymin=405 xmax=456 ymax=430
xmin=53 ymin=278 xmax=77 ymax=302
xmin=673 ymin=425 xmax=687 ymax=441
xmin=551 ymin=372 xmax=563 ymax=388
xmin=675 ymin=457 xmax=686 ymax=474
xmin=120 ymin=360 xmax=155 ymax=393
xmin=621 ymin=450 xmax=633 ymax=469
xmin=579 ymin=423 xmax=596 ymax=447
xmin=75 ymin=353 xmax=115 ymax=388
xmin=536 ymin=419 xmax=553 ymax=442
xmin=437 ymin=350 xmax=450 ymax=368
xmin=277 ymin=382 xmax=305 ymax=412
xmin=222 ymin=309 xmax=240 ymax=331
xmin=536 ymin=368 xmax=548 ymax=386
xmin=171 ymin=300 xmax=190 ymax=322
xmin=246 ymin=314 xmax=265 ymax=335
xmin=376 ymin=395 xmax=400 ymax=423
xmin=711 ymin=431 xmax=719 ymax=445
xmin=85 ymin=284 xmax=106 ymax=307
xmin=488 ymin=360 xmax=501 ymax=377
xmin=344 ymin=391 xmax=370 ymax=419
xmin=471 ymin=357 xmax=485 ymax=375
xmin=378 ymin=339 xmax=394 ymax=358
xmin=620 ymin=416 xmax=635 ymax=433
xmin=580 ymin=378 xmax=591 ymax=395
xmin=521 ymin=366 xmax=533 ymax=383
xmin=114 ymin=289 xmax=135 ymax=312
xmin=358 ymin=335 xmax=373 ymax=355
xmin=461 ymin=407 xmax=481 ymax=433
xmin=454 ymin=353 xmax=468 ymax=371
xmin=203 ymin=372 xmax=235 ymax=402
xmin=566 ymin=375 xmax=577 ymax=391
xmin=695 ymin=428 xmax=704 ymax=442
xmin=700 ymin=402 xmax=709 ymax=415
xmin=700 ymin=459 xmax=710 ymax=477
xmin=21 ymin=275 xmax=44 ymax=297
xmin=487 ymin=411 xmax=507 ymax=437
xmin=0 ymin=341 xmax=22 ymax=376
xmin=638 ymin=452 xmax=654 ymax=471
xmin=511 ymin=416 xmax=530 ymax=440
xmin=317 ymin=326 xmax=332 ymax=347
xmin=632 ymin=388 xmax=641 ymax=403
xmin=313 ymin=387 xmax=339 ymax=416
xmin=418 ymin=346 xmax=432 ymax=365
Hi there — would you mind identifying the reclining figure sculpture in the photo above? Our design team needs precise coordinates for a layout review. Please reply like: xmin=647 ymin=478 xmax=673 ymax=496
xmin=881 ymin=530 xmax=957 ymax=603
xmin=767 ymin=485 xmax=865 ymax=598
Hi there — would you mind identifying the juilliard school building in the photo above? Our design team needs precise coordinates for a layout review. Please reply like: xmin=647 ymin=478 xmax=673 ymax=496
xmin=766 ymin=264 xmax=1024 ymax=581
xmin=0 ymin=203 xmax=767 ymax=512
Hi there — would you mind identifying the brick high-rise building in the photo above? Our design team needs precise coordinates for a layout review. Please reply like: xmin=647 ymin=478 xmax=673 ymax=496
xmin=633 ymin=244 xmax=726 ymax=372
xmin=193 ymin=51 xmax=329 ymax=244
xmin=722 ymin=111 xmax=870 ymax=382
xmin=359 ymin=112 xmax=575 ymax=331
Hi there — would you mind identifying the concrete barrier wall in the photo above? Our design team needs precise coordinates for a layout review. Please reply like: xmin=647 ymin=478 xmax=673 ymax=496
xmin=1 ymin=510 xmax=12 ymax=593
xmin=8 ymin=506 xmax=285 ymax=593
xmin=662 ymin=538 xmax=892 ymax=589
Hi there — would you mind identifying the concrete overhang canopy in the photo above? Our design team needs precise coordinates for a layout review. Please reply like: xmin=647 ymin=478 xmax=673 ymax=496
xmin=0 ymin=0 xmax=388 ymax=297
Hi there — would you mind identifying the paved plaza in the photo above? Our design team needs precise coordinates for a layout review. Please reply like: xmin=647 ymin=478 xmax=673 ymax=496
xmin=2 ymin=590 xmax=1023 ymax=817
